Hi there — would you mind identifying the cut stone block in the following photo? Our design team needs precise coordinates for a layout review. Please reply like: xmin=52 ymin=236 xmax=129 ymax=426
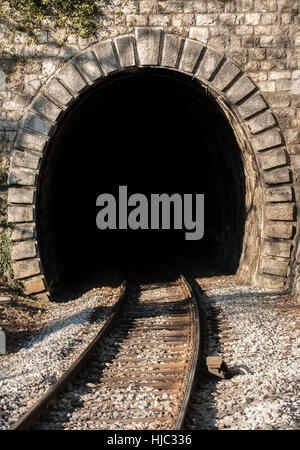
xmin=179 ymin=39 xmax=204 ymax=73
xmin=263 ymin=167 xmax=290 ymax=185
xmin=258 ymin=148 xmax=287 ymax=170
xmin=196 ymin=48 xmax=223 ymax=82
xmin=11 ymin=241 xmax=36 ymax=261
xmin=115 ymin=35 xmax=136 ymax=68
xmin=266 ymin=222 xmax=293 ymax=239
xmin=11 ymin=223 xmax=36 ymax=241
xmin=93 ymin=40 xmax=119 ymax=73
xmin=251 ymin=129 xmax=283 ymax=152
xmin=75 ymin=51 xmax=102 ymax=81
xmin=265 ymin=203 xmax=294 ymax=221
xmin=11 ymin=150 xmax=40 ymax=170
xmin=235 ymin=93 xmax=267 ymax=120
xmin=8 ymin=168 xmax=36 ymax=186
xmin=264 ymin=186 xmax=293 ymax=202
xmin=8 ymin=187 xmax=35 ymax=204
xmin=44 ymin=78 xmax=73 ymax=106
xmin=264 ymin=240 xmax=292 ymax=258
xmin=32 ymin=95 xmax=63 ymax=122
xmin=260 ymin=258 xmax=289 ymax=277
xmin=161 ymin=34 xmax=182 ymax=68
xmin=135 ymin=28 xmax=161 ymax=66
xmin=210 ymin=60 xmax=241 ymax=92
xmin=247 ymin=110 xmax=276 ymax=134
xmin=15 ymin=130 xmax=47 ymax=153
xmin=225 ymin=75 xmax=256 ymax=104
xmin=13 ymin=258 xmax=40 ymax=279
xmin=8 ymin=206 xmax=34 ymax=223
xmin=56 ymin=62 xmax=87 ymax=93
xmin=22 ymin=276 xmax=45 ymax=295
xmin=22 ymin=114 xmax=53 ymax=136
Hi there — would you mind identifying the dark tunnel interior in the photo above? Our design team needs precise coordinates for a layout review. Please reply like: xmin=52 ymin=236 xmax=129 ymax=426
xmin=36 ymin=68 xmax=246 ymax=297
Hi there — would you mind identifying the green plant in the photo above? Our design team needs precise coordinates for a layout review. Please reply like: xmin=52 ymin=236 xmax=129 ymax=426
xmin=291 ymin=8 xmax=299 ymax=17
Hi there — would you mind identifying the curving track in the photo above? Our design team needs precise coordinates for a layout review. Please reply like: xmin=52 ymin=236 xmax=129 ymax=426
xmin=10 ymin=269 xmax=200 ymax=430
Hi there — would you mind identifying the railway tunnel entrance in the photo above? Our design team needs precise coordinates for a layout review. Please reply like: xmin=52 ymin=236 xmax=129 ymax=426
xmin=36 ymin=69 xmax=246 ymax=297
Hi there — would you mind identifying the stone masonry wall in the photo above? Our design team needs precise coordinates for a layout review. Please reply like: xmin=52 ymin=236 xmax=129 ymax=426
xmin=0 ymin=0 xmax=300 ymax=299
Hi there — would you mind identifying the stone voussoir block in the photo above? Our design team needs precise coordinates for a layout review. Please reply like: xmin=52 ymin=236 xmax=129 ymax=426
xmin=247 ymin=110 xmax=276 ymax=134
xmin=8 ymin=206 xmax=34 ymax=223
xmin=22 ymin=114 xmax=53 ymax=136
xmin=93 ymin=40 xmax=120 ymax=74
xmin=161 ymin=34 xmax=182 ymax=68
xmin=210 ymin=59 xmax=241 ymax=92
xmin=74 ymin=50 xmax=102 ymax=82
xmin=8 ymin=167 xmax=36 ymax=186
xmin=15 ymin=130 xmax=47 ymax=153
xmin=114 ymin=35 xmax=136 ymax=68
xmin=11 ymin=223 xmax=36 ymax=241
xmin=179 ymin=39 xmax=204 ymax=73
xmin=265 ymin=203 xmax=294 ymax=221
xmin=31 ymin=95 xmax=63 ymax=122
xmin=260 ymin=258 xmax=289 ymax=277
xmin=266 ymin=222 xmax=293 ymax=239
xmin=13 ymin=258 xmax=40 ymax=279
xmin=251 ymin=129 xmax=283 ymax=152
xmin=263 ymin=167 xmax=290 ymax=185
xmin=196 ymin=48 xmax=224 ymax=82
xmin=263 ymin=240 xmax=292 ymax=258
xmin=135 ymin=28 xmax=162 ymax=66
xmin=10 ymin=150 xmax=40 ymax=170
xmin=11 ymin=240 xmax=37 ymax=261
xmin=44 ymin=78 xmax=74 ymax=106
xmin=22 ymin=276 xmax=45 ymax=295
xmin=225 ymin=75 xmax=257 ymax=104
xmin=264 ymin=185 xmax=293 ymax=202
xmin=235 ymin=93 xmax=268 ymax=120
xmin=8 ymin=187 xmax=35 ymax=204
xmin=56 ymin=61 xmax=87 ymax=94
xmin=258 ymin=148 xmax=287 ymax=171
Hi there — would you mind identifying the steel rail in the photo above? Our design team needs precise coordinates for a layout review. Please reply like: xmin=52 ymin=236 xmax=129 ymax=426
xmin=10 ymin=280 xmax=127 ymax=430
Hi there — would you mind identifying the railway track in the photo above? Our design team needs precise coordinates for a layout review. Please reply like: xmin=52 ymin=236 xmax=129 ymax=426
xmin=10 ymin=269 xmax=200 ymax=430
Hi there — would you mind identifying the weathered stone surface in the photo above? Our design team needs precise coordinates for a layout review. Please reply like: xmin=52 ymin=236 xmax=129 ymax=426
xmin=13 ymin=259 xmax=40 ymax=279
xmin=56 ymin=62 xmax=87 ymax=93
xmin=8 ymin=187 xmax=35 ymax=204
xmin=264 ymin=186 xmax=293 ymax=203
xmin=263 ymin=167 xmax=290 ymax=185
xmin=210 ymin=60 xmax=241 ymax=92
xmin=22 ymin=114 xmax=53 ymax=136
xmin=22 ymin=276 xmax=45 ymax=295
xmin=263 ymin=240 xmax=292 ymax=258
xmin=74 ymin=51 xmax=102 ymax=81
xmin=115 ymin=36 xmax=136 ymax=68
xmin=247 ymin=110 xmax=276 ymax=134
xmin=44 ymin=78 xmax=73 ymax=106
xmin=258 ymin=148 xmax=287 ymax=170
xmin=225 ymin=75 xmax=256 ymax=104
xmin=15 ymin=130 xmax=47 ymax=152
xmin=235 ymin=93 xmax=267 ymax=119
xmin=265 ymin=203 xmax=294 ymax=221
xmin=10 ymin=150 xmax=40 ymax=170
xmin=0 ymin=327 xmax=5 ymax=355
xmin=179 ymin=39 xmax=204 ymax=73
xmin=266 ymin=222 xmax=293 ymax=239
xmin=135 ymin=28 xmax=161 ymax=66
xmin=8 ymin=168 xmax=36 ymax=186
xmin=251 ymin=129 xmax=283 ymax=151
xmin=161 ymin=34 xmax=182 ymax=68
xmin=196 ymin=48 xmax=223 ymax=81
xmin=11 ymin=241 xmax=36 ymax=260
xmin=11 ymin=223 xmax=36 ymax=241
xmin=8 ymin=206 xmax=34 ymax=223
xmin=93 ymin=40 xmax=119 ymax=73
xmin=32 ymin=95 xmax=63 ymax=122
xmin=260 ymin=258 xmax=289 ymax=277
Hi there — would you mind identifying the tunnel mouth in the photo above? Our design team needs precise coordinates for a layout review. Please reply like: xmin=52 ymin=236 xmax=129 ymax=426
xmin=36 ymin=68 xmax=246 ymax=299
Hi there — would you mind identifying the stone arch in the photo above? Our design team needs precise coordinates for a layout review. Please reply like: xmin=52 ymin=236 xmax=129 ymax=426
xmin=7 ymin=28 xmax=296 ymax=299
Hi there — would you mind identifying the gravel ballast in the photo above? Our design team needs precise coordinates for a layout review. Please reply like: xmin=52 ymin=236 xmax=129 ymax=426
xmin=185 ymin=276 xmax=300 ymax=430
xmin=0 ymin=273 xmax=123 ymax=430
